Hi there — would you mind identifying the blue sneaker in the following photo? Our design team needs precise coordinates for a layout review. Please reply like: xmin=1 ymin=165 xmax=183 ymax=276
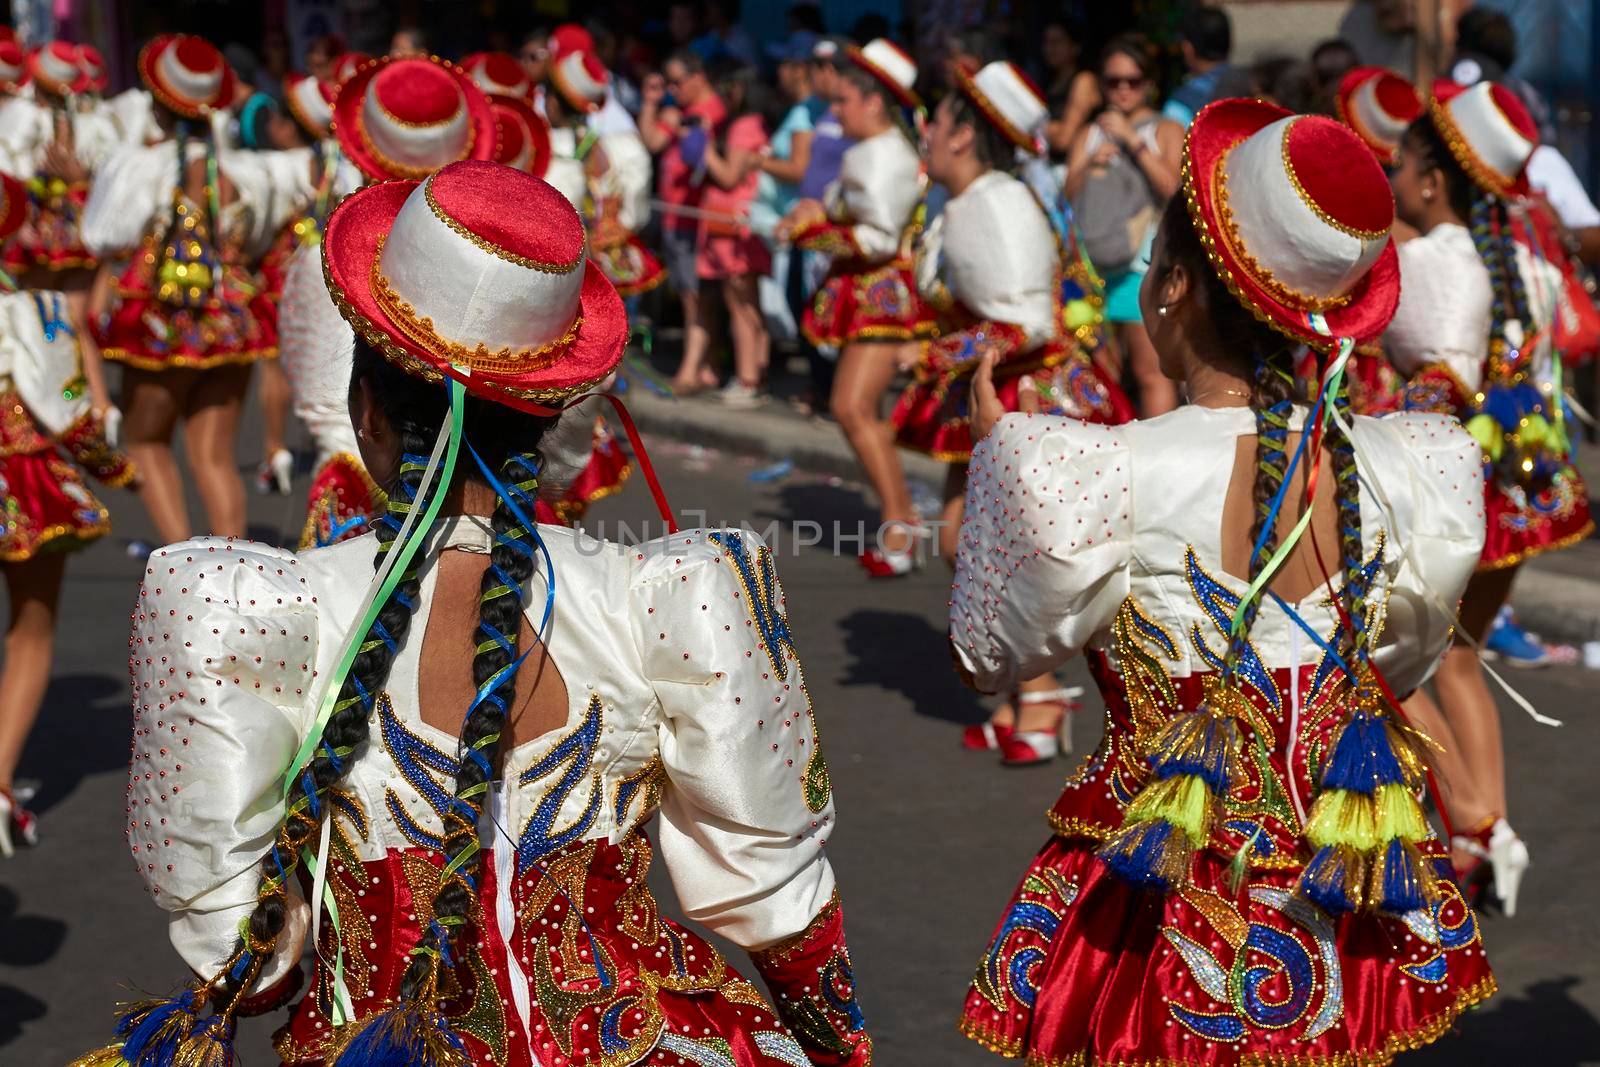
xmin=1484 ymin=608 xmax=1550 ymax=668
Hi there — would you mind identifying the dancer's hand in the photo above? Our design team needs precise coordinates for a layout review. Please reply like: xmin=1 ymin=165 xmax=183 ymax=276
xmin=102 ymin=406 xmax=123 ymax=449
xmin=971 ymin=350 xmax=1037 ymax=444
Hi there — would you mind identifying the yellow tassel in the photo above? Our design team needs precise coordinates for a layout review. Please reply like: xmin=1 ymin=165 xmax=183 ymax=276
xmin=1125 ymin=774 xmax=1212 ymax=842
xmin=1305 ymin=788 xmax=1377 ymax=850
xmin=66 ymin=1046 xmax=129 ymax=1067
xmin=1372 ymin=783 xmax=1429 ymax=842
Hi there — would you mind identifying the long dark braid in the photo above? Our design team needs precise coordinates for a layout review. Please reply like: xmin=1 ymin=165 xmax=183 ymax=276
xmin=396 ymin=447 xmax=542 ymax=1000
xmin=221 ymin=426 xmax=429 ymax=1001
xmin=1324 ymin=379 xmax=1366 ymax=664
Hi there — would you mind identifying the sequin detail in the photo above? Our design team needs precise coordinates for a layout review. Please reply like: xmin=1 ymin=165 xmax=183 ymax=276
xmin=516 ymin=694 xmax=604 ymax=872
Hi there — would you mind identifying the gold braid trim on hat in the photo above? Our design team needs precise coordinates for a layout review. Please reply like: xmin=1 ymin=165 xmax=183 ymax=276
xmin=1210 ymin=152 xmax=1354 ymax=315
xmin=1180 ymin=130 xmax=1337 ymax=353
xmin=1280 ymin=117 xmax=1390 ymax=240
xmin=369 ymin=237 xmax=580 ymax=374
xmin=1427 ymin=97 xmax=1519 ymax=201
xmin=953 ymin=66 xmax=1036 ymax=153
xmin=424 ymin=177 xmax=581 ymax=273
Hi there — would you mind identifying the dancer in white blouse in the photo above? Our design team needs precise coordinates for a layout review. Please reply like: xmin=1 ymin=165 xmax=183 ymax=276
xmin=954 ymin=100 xmax=1492 ymax=1066
xmin=72 ymin=161 xmax=869 ymax=1067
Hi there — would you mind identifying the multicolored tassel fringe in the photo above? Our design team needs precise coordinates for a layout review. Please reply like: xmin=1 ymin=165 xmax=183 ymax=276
xmin=1099 ymin=678 xmax=1245 ymax=891
xmin=328 ymin=1000 xmax=471 ymax=1067
xmin=1296 ymin=674 xmax=1438 ymax=915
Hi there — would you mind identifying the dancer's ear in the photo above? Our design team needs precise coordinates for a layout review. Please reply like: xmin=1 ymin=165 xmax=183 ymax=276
xmin=350 ymin=374 xmax=401 ymax=486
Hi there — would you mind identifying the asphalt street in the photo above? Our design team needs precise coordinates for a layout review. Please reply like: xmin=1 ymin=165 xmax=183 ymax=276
xmin=1 ymin=430 xmax=1598 ymax=1065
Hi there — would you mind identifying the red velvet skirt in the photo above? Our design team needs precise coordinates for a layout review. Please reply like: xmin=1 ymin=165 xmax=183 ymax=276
xmin=593 ymin=235 xmax=667 ymax=298
xmin=960 ymin=836 xmax=1494 ymax=1066
xmin=894 ymin=331 xmax=1132 ymax=462
xmin=546 ymin=419 xmax=631 ymax=524
xmin=0 ymin=395 xmax=108 ymax=561
xmin=1 ymin=178 xmax=95 ymax=274
xmin=1400 ymin=364 xmax=1594 ymax=570
xmin=97 ymin=243 xmax=277 ymax=371
xmin=803 ymin=258 xmax=935 ymax=349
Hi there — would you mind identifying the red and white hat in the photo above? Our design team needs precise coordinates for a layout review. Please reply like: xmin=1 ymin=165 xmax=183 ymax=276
xmin=332 ymin=56 xmax=496 ymax=183
xmin=1428 ymin=79 xmax=1537 ymax=199
xmin=0 ymin=40 xmax=29 ymax=94
xmin=1335 ymin=67 xmax=1422 ymax=166
xmin=489 ymin=92 xmax=551 ymax=177
xmin=76 ymin=43 xmax=109 ymax=94
xmin=138 ymin=34 xmax=236 ymax=118
xmin=462 ymin=51 xmax=532 ymax=100
xmin=331 ymin=52 xmax=371 ymax=85
xmin=1185 ymin=98 xmax=1398 ymax=349
xmin=548 ymin=50 xmax=608 ymax=114
xmin=955 ymin=60 xmax=1048 ymax=154
xmin=547 ymin=23 xmax=595 ymax=62
xmin=30 ymin=40 xmax=90 ymax=96
xmin=285 ymin=71 xmax=336 ymax=138
xmin=323 ymin=159 xmax=626 ymax=407
xmin=0 ymin=173 xmax=26 ymax=242
xmin=845 ymin=38 xmax=919 ymax=110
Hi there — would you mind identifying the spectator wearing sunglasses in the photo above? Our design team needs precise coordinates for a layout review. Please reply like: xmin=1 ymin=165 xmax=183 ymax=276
xmin=1162 ymin=7 xmax=1235 ymax=128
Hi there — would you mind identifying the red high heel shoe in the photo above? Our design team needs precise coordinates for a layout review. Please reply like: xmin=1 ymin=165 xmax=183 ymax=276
xmin=998 ymin=687 xmax=1083 ymax=767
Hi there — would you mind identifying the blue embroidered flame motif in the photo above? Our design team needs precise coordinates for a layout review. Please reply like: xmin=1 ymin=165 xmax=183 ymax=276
xmin=379 ymin=693 xmax=460 ymax=850
xmin=516 ymin=695 xmax=603 ymax=872
xmin=1184 ymin=548 xmax=1281 ymax=716
xmin=1239 ymin=924 xmax=1314 ymax=1027
xmin=977 ymin=900 xmax=1061 ymax=1011
xmin=709 ymin=530 xmax=796 ymax=682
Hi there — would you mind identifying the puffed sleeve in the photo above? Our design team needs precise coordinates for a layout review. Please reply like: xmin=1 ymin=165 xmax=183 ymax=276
xmin=951 ymin=414 xmax=1133 ymax=695
xmin=794 ymin=131 xmax=919 ymax=264
xmin=1383 ymin=229 xmax=1490 ymax=389
xmin=126 ymin=539 xmax=320 ymax=996
xmin=636 ymin=529 xmax=869 ymax=1064
xmin=1361 ymin=414 xmax=1486 ymax=695
xmin=83 ymin=142 xmax=174 ymax=256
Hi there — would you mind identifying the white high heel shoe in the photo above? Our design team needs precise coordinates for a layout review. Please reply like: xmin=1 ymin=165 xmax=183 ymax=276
xmin=1453 ymin=817 xmax=1529 ymax=918
xmin=998 ymin=687 xmax=1084 ymax=766
xmin=0 ymin=785 xmax=39 ymax=857
xmin=858 ymin=524 xmax=931 ymax=579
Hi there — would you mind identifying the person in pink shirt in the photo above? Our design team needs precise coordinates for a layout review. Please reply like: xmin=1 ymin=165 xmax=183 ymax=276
xmin=640 ymin=50 xmax=727 ymax=393
xmin=700 ymin=62 xmax=773 ymax=406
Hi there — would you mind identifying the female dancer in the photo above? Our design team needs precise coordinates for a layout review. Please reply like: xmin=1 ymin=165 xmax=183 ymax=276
xmin=74 ymin=160 xmax=869 ymax=1067
xmin=1384 ymin=80 xmax=1592 ymax=916
xmin=1329 ymin=65 xmax=1424 ymax=415
xmin=779 ymin=39 xmax=933 ymax=578
xmin=955 ymin=99 xmax=1492 ymax=1064
xmin=3 ymin=41 xmax=118 ymax=432
xmin=1064 ymin=36 xmax=1183 ymax=418
xmin=892 ymin=60 xmax=1131 ymax=765
xmin=278 ymin=54 xmax=496 ymax=550
xmin=0 ymin=173 xmax=133 ymax=853
xmin=81 ymin=35 xmax=272 ymax=546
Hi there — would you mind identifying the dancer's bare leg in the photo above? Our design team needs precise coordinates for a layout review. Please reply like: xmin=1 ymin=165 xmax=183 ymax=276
xmin=830 ymin=340 xmax=915 ymax=554
xmin=183 ymin=363 xmax=253 ymax=538
xmin=0 ymin=553 xmax=67 ymax=790
xmin=121 ymin=366 xmax=193 ymax=545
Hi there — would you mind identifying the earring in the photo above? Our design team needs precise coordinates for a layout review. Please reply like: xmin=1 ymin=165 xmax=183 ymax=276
xmin=356 ymin=427 xmax=368 ymax=442
xmin=1421 ymin=189 xmax=1434 ymax=202
xmin=1157 ymin=305 xmax=1169 ymax=316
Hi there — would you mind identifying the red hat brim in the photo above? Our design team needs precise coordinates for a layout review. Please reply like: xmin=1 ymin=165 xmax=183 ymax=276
xmin=137 ymin=35 xmax=236 ymax=119
xmin=323 ymin=178 xmax=626 ymax=408
xmin=284 ymin=72 xmax=334 ymax=137
xmin=1334 ymin=65 xmax=1406 ymax=165
xmin=332 ymin=56 xmax=498 ymax=184
xmin=488 ymin=93 xmax=552 ymax=179
xmin=844 ymin=44 xmax=920 ymax=111
xmin=0 ymin=174 xmax=27 ymax=243
xmin=1429 ymin=79 xmax=1530 ymax=198
xmin=30 ymin=46 xmax=90 ymax=96
xmin=1185 ymin=98 xmax=1399 ymax=350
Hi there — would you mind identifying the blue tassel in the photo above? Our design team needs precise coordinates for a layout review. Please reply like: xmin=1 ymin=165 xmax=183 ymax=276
xmin=330 ymin=1002 xmax=469 ymax=1067
xmin=1147 ymin=711 xmax=1236 ymax=795
xmin=1099 ymin=819 xmax=1190 ymax=891
xmin=116 ymin=988 xmax=205 ymax=1066
xmin=1376 ymin=837 xmax=1431 ymax=914
xmin=1319 ymin=713 xmax=1405 ymax=793
xmin=1298 ymin=844 xmax=1361 ymax=915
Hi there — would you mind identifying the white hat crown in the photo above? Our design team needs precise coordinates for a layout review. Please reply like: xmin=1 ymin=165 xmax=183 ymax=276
xmin=374 ymin=172 xmax=586 ymax=366
xmin=359 ymin=65 xmax=474 ymax=178
xmin=969 ymin=61 xmax=1047 ymax=152
xmin=552 ymin=50 xmax=608 ymax=110
xmin=1351 ymin=76 xmax=1413 ymax=147
xmin=157 ymin=39 xmax=224 ymax=104
xmin=1441 ymin=80 xmax=1535 ymax=189
xmin=37 ymin=43 xmax=79 ymax=89
xmin=290 ymin=76 xmax=333 ymax=131
xmin=1215 ymin=116 xmax=1391 ymax=312
xmin=858 ymin=38 xmax=916 ymax=96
